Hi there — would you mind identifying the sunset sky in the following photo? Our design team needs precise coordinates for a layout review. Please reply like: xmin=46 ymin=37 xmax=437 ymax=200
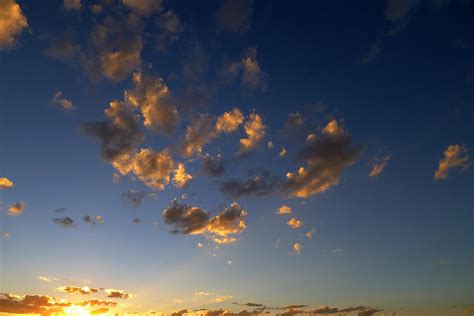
xmin=1 ymin=0 xmax=473 ymax=315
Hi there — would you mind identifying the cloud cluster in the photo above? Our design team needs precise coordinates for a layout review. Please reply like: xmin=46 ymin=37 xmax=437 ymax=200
xmin=162 ymin=200 xmax=247 ymax=244
xmin=0 ymin=0 xmax=28 ymax=50
xmin=57 ymin=286 xmax=101 ymax=295
xmin=434 ymin=144 xmax=470 ymax=180
xmin=284 ymin=120 xmax=362 ymax=198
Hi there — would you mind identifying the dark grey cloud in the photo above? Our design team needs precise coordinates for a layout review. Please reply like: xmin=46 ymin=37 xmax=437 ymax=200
xmin=162 ymin=200 xmax=210 ymax=235
xmin=83 ymin=215 xmax=96 ymax=226
xmin=202 ymin=154 xmax=225 ymax=176
xmin=216 ymin=0 xmax=253 ymax=33
xmin=54 ymin=207 xmax=67 ymax=213
xmin=220 ymin=171 xmax=280 ymax=198
xmin=53 ymin=217 xmax=76 ymax=228
xmin=133 ymin=217 xmax=142 ymax=224
xmin=122 ymin=189 xmax=146 ymax=208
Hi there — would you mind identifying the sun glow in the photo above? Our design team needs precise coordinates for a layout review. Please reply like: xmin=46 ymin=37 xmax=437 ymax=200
xmin=63 ymin=305 xmax=90 ymax=315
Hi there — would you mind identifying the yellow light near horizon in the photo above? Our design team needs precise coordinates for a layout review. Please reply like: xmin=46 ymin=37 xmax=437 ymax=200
xmin=63 ymin=305 xmax=91 ymax=316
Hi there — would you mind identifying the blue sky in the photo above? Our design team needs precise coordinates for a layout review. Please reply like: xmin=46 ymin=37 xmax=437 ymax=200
xmin=0 ymin=0 xmax=473 ymax=315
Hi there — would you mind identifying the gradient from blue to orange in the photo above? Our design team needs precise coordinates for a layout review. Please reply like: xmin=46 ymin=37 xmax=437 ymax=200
xmin=0 ymin=0 xmax=473 ymax=315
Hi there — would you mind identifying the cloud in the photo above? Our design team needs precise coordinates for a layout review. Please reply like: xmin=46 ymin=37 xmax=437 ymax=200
xmin=215 ymin=296 xmax=233 ymax=303
xmin=283 ymin=305 xmax=308 ymax=310
xmin=369 ymin=155 xmax=391 ymax=178
xmin=216 ymin=0 xmax=253 ymax=33
xmin=57 ymin=286 xmax=100 ymax=295
xmin=181 ymin=108 xmax=244 ymax=157
xmin=96 ymin=215 xmax=104 ymax=224
xmin=287 ymin=218 xmax=303 ymax=229
xmin=63 ymin=0 xmax=81 ymax=11
xmin=155 ymin=10 xmax=182 ymax=52
xmin=82 ymin=100 xmax=144 ymax=163
xmin=202 ymin=154 xmax=225 ymax=176
xmin=284 ymin=120 xmax=362 ymax=198
xmin=360 ymin=39 xmax=382 ymax=65
xmin=305 ymin=228 xmax=316 ymax=240
xmin=8 ymin=201 xmax=25 ymax=216
xmin=43 ymin=34 xmax=79 ymax=60
xmin=1 ymin=231 xmax=10 ymax=239
xmin=122 ymin=189 xmax=146 ymax=208
xmin=91 ymin=307 xmax=110 ymax=315
xmin=284 ymin=112 xmax=305 ymax=135
xmin=113 ymin=148 xmax=175 ymax=190
xmin=292 ymin=242 xmax=302 ymax=255
xmin=434 ymin=144 xmax=470 ymax=180
xmin=173 ymin=163 xmax=193 ymax=188
xmin=220 ymin=48 xmax=268 ymax=92
xmin=0 ymin=177 xmax=13 ymax=189
xmin=53 ymin=216 xmax=77 ymax=228
xmin=220 ymin=171 xmax=280 ymax=198
xmin=0 ymin=0 xmax=28 ymax=50
xmin=277 ymin=205 xmax=291 ymax=215
xmin=162 ymin=200 xmax=247 ymax=244
xmin=358 ymin=308 xmax=383 ymax=316
xmin=124 ymin=71 xmax=180 ymax=135
xmin=309 ymin=305 xmax=369 ymax=314
xmin=279 ymin=148 xmax=287 ymax=158
xmin=385 ymin=0 xmax=419 ymax=22
xmin=123 ymin=0 xmax=163 ymax=16
xmin=104 ymin=289 xmax=131 ymax=299
xmin=239 ymin=113 xmax=266 ymax=154
xmin=83 ymin=215 xmax=97 ymax=226
xmin=133 ymin=217 xmax=142 ymax=224
xmin=51 ymin=91 xmax=75 ymax=111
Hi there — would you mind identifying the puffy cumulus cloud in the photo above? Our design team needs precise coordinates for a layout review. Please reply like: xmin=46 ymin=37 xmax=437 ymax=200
xmin=82 ymin=100 xmax=144 ymax=163
xmin=162 ymin=201 xmax=247 ymax=244
xmin=163 ymin=200 xmax=210 ymax=235
xmin=84 ymin=13 xmax=144 ymax=81
xmin=8 ymin=201 xmax=25 ymax=216
xmin=284 ymin=120 xmax=362 ymax=198
xmin=173 ymin=163 xmax=193 ymax=188
xmin=122 ymin=189 xmax=146 ymax=208
xmin=63 ymin=0 xmax=81 ymax=11
xmin=182 ymin=108 xmax=244 ymax=157
xmin=202 ymin=154 xmax=225 ymax=176
xmin=216 ymin=0 xmax=253 ymax=33
xmin=239 ymin=113 xmax=266 ymax=154
xmin=0 ymin=0 xmax=28 ymax=50
xmin=123 ymin=0 xmax=163 ymax=16
xmin=105 ymin=289 xmax=131 ymax=299
xmin=124 ymin=71 xmax=179 ymax=135
xmin=0 ymin=177 xmax=13 ymax=189
xmin=51 ymin=91 xmax=75 ymax=111
xmin=277 ymin=205 xmax=291 ymax=215
xmin=57 ymin=286 xmax=100 ymax=295
xmin=434 ymin=144 xmax=470 ymax=180
xmin=287 ymin=218 xmax=303 ymax=229
xmin=292 ymin=242 xmax=302 ymax=255
xmin=220 ymin=48 xmax=267 ymax=92
xmin=369 ymin=155 xmax=391 ymax=178
xmin=53 ymin=216 xmax=77 ymax=228
xmin=155 ymin=10 xmax=182 ymax=52
xmin=220 ymin=171 xmax=280 ymax=198
xmin=113 ymin=148 xmax=175 ymax=190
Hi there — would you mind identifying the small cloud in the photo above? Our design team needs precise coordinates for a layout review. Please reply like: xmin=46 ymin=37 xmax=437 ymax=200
xmin=8 ymin=201 xmax=25 ymax=216
xmin=105 ymin=289 xmax=131 ymax=299
xmin=51 ymin=91 xmax=75 ymax=111
xmin=434 ymin=144 xmax=470 ymax=180
xmin=57 ymin=286 xmax=100 ymax=295
xmin=174 ymin=298 xmax=184 ymax=303
xmin=202 ymin=154 xmax=225 ymax=177
xmin=369 ymin=155 xmax=391 ymax=178
xmin=54 ymin=207 xmax=67 ymax=213
xmin=287 ymin=218 xmax=303 ymax=229
xmin=53 ymin=216 xmax=76 ymax=228
xmin=279 ymin=148 xmax=287 ymax=158
xmin=38 ymin=276 xmax=52 ymax=282
xmin=96 ymin=215 xmax=104 ymax=224
xmin=331 ymin=248 xmax=342 ymax=254
xmin=305 ymin=228 xmax=316 ymax=240
xmin=197 ymin=242 xmax=204 ymax=248
xmin=277 ymin=205 xmax=291 ymax=215
xmin=1 ymin=231 xmax=10 ymax=239
xmin=122 ymin=189 xmax=146 ymax=208
xmin=227 ymin=260 xmax=232 ymax=265
xmin=439 ymin=260 xmax=450 ymax=265
xmin=194 ymin=291 xmax=213 ymax=297
xmin=215 ymin=295 xmax=233 ymax=303
xmin=292 ymin=242 xmax=302 ymax=255
xmin=0 ymin=177 xmax=14 ymax=189
xmin=267 ymin=141 xmax=274 ymax=149
xmin=83 ymin=215 xmax=96 ymax=226
xmin=133 ymin=217 xmax=142 ymax=224
xmin=173 ymin=163 xmax=193 ymax=188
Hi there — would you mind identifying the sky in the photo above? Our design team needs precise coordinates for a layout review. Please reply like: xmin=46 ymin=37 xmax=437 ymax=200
xmin=0 ymin=0 xmax=473 ymax=315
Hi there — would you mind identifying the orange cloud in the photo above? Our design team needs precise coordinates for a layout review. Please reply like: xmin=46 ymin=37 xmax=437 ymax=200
xmin=8 ymin=201 xmax=25 ymax=216
xmin=0 ymin=0 xmax=28 ymax=50
xmin=0 ymin=177 xmax=13 ymax=189
xmin=434 ymin=144 xmax=470 ymax=180
xmin=287 ymin=218 xmax=303 ymax=229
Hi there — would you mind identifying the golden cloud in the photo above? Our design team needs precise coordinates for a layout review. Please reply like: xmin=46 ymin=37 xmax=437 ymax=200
xmin=0 ymin=177 xmax=13 ymax=189
xmin=277 ymin=205 xmax=291 ymax=215
xmin=239 ymin=113 xmax=266 ymax=154
xmin=0 ymin=0 xmax=28 ymax=50
xmin=287 ymin=218 xmax=303 ymax=229
xmin=434 ymin=144 xmax=470 ymax=180
xmin=8 ymin=201 xmax=25 ymax=216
